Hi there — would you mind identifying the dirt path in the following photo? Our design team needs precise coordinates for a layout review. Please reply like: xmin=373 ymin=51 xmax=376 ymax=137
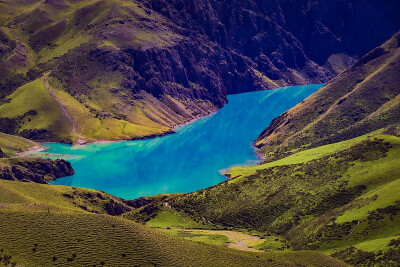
xmin=176 ymin=229 xmax=264 ymax=252
xmin=43 ymin=76 xmax=87 ymax=144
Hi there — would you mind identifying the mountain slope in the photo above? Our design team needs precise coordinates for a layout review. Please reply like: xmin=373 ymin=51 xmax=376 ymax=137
xmin=0 ymin=132 xmax=39 ymax=156
xmin=256 ymin=31 xmax=400 ymax=161
xmin=131 ymin=131 xmax=400 ymax=265
xmin=1 ymin=0 xmax=399 ymax=142
xmin=0 ymin=134 xmax=347 ymax=266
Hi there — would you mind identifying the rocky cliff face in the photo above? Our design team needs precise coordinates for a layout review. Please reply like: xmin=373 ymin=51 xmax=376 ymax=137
xmin=0 ymin=158 xmax=74 ymax=183
xmin=1 ymin=0 xmax=399 ymax=142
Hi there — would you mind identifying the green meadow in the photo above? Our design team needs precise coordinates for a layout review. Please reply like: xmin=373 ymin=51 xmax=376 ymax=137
xmin=0 ymin=180 xmax=347 ymax=267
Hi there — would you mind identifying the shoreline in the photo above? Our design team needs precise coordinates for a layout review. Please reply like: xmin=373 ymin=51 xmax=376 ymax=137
xmin=221 ymin=146 xmax=265 ymax=181
xmin=81 ymin=130 xmax=176 ymax=146
xmin=18 ymin=145 xmax=46 ymax=157
xmin=42 ymin=110 xmax=219 ymax=147
xmin=172 ymin=110 xmax=218 ymax=132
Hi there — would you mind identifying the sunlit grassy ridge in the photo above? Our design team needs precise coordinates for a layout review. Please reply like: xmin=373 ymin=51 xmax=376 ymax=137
xmin=228 ymin=129 xmax=384 ymax=180
xmin=47 ymin=76 xmax=172 ymax=142
xmin=0 ymin=132 xmax=38 ymax=156
xmin=0 ymin=180 xmax=131 ymax=213
xmin=0 ymin=212 xmax=276 ymax=267
xmin=0 ymin=0 xmax=218 ymax=143
xmin=0 ymin=77 xmax=73 ymax=141
xmin=0 ymin=180 xmax=348 ymax=266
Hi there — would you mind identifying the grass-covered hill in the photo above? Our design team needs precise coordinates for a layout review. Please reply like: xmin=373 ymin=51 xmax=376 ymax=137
xmin=0 ymin=0 xmax=216 ymax=143
xmin=0 ymin=179 xmax=349 ymax=266
xmin=1 ymin=0 xmax=400 ymax=143
xmin=169 ymin=132 xmax=400 ymax=265
xmin=0 ymin=134 xmax=347 ymax=266
xmin=255 ymin=31 xmax=400 ymax=162
xmin=128 ymin=32 xmax=400 ymax=266
xmin=0 ymin=132 xmax=39 ymax=156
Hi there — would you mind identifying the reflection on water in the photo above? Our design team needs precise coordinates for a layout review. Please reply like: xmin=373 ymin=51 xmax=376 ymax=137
xmin=42 ymin=84 xmax=323 ymax=199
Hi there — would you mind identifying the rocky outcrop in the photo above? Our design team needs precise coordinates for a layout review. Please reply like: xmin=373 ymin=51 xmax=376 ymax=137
xmin=141 ymin=0 xmax=400 ymax=83
xmin=64 ymin=190 xmax=133 ymax=215
xmin=0 ymin=158 xmax=74 ymax=183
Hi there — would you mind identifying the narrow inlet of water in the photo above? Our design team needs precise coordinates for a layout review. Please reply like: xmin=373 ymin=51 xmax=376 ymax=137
xmin=40 ymin=84 xmax=324 ymax=199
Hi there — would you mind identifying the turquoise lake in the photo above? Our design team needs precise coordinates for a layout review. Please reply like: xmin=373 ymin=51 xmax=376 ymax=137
xmin=43 ymin=84 xmax=323 ymax=199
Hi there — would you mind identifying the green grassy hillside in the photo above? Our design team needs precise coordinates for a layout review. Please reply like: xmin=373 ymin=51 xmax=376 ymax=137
xmin=0 ymin=132 xmax=39 ymax=156
xmin=0 ymin=77 xmax=73 ymax=142
xmin=0 ymin=180 xmax=347 ymax=267
xmin=150 ymin=132 xmax=399 ymax=265
xmin=0 ymin=0 xmax=219 ymax=143
xmin=255 ymin=31 xmax=400 ymax=162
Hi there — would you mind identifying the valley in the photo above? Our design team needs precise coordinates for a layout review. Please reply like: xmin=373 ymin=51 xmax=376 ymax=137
xmin=123 ymin=31 xmax=400 ymax=266
xmin=1 ymin=0 xmax=400 ymax=266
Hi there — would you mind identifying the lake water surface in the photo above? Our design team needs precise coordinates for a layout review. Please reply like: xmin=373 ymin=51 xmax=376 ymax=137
xmin=43 ymin=84 xmax=323 ymax=199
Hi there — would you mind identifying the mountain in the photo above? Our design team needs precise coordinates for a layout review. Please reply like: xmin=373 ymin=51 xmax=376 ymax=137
xmin=1 ymin=1 xmax=400 ymax=265
xmin=256 ymin=31 xmax=400 ymax=161
xmin=131 ymin=31 xmax=400 ymax=265
xmin=1 ymin=0 xmax=399 ymax=143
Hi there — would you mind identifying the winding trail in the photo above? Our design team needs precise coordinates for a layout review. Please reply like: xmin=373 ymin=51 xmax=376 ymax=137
xmin=43 ymin=76 xmax=87 ymax=144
